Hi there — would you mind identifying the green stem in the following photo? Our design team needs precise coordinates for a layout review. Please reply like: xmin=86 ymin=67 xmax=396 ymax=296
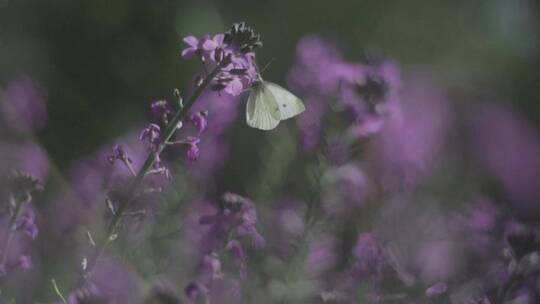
xmin=80 ymin=64 xmax=223 ymax=285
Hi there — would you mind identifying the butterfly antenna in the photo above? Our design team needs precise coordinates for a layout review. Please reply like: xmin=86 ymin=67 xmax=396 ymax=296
xmin=260 ymin=57 xmax=276 ymax=75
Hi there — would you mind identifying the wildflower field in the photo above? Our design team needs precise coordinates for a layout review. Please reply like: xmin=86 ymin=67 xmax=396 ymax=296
xmin=1 ymin=1 xmax=540 ymax=303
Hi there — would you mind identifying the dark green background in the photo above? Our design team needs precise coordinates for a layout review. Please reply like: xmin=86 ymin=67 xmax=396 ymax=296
xmin=1 ymin=0 xmax=539 ymax=170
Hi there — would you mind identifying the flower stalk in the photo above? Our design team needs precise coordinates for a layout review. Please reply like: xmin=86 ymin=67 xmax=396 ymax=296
xmin=80 ymin=64 xmax=224 ymax=285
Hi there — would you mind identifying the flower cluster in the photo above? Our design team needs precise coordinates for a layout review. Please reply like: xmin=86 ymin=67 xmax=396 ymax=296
xmin=0 ymin=172 xmax=42 ymax=276
xmin=185 ymin=193 xmax=264 ymax=303
xmin=287 ymin=36 xmax=400 ymax=152
xmin=181 ymin=22 xmax=262 ymax=96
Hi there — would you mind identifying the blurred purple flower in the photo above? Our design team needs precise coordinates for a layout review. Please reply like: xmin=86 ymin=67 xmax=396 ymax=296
xmin=348 ymin=113 xmax=385 ymax=138
xmin=264 ymin=198 xmax=306 ymax=258
xmin=0 ymin=141 xmax=50 ymax=182
xmin=190 ymin=111 xmax=208 ymax=134
xmin=297 ymin=98 xmax=326 ymax=152
xmin=87 ymin=258 xmax=139 ymax=303
xmin=16 ymin=255 xmax=32 ymax=271
xmin=352 ymin=233 xmax=385 ymax=283
xmin=287 ymin=36 xmax=353 ymax=96
xmin=16 ymin=209 xmax=38 ymax=240
xmin=185 ymin=253 xmax=222 ymax=302
xmin=199 ymin=193 xmax=264 ymax=251
xmin=1 ymin=76 xmax=47 ymax=133
xmin=226 ymin=239 xmax=247 ymax=278
xmin=458 ymin=197 xmax=503 ymax=258
xmin=471 ymin=105 xmax=540 ymax=219
xmin=323 ymin=164 xmax=368 ymax=215
xmin=367 ymin=71 xmax=452 ymax=189
xmin=305 ymin=235 xmax=339 ymax=277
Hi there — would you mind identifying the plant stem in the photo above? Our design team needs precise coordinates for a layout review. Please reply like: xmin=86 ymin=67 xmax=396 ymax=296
xmin=79 ymin=64 xmax=223 ymax=285
xmin=1 ymin=195 xmax=23 ymax=267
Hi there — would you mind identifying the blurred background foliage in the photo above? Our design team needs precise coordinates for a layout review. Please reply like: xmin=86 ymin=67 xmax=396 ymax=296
xmin=1 ymin=0 xmax=539 ymax=170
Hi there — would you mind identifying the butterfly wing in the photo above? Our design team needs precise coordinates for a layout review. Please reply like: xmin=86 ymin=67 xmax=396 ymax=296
xmin=264 ymin=81 xmax=305 ymax=120
xmin=246 ymin=84 xmax=280 ymax=130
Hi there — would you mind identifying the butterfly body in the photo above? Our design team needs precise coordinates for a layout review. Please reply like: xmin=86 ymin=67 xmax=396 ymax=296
xmin=246 ymin=81 xmax=305 ymax=130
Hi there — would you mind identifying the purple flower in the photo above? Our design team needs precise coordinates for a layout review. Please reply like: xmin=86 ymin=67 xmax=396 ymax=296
xmin=305 ymin=235 xmax=339 ymax=277
xmin=86 ymin=258 xmax=139 ymax=303
xmin=202 ymin=34 xmax=226 ymax=62
xmin=226 ymin=240 xmax=247 ymax=278
xmin=182 ymin=23 xmax=262 ymax=96
xmin=150 ymin=100 xmax=174 ymax=124
xmin=367 ymin=71 xmax=452 ymax=189
xmin=213 ymin=53 xmax=258 ymax=96
xmin=297 ymin=98 xmax=326 ymax=152
xmin=352 ymin=233 xmax=385 ymax=283
xmin=190 ymin=111 xmax=208 ymax=134
xmin=107 ymin=144 xmax=132 ymax=165
xmin=181 ymin=35 xmax=204 ymax=60
xmin=16 ymin=255 xmax=32 ymax=271
xmin=348 ymin=113 xmax=385 ymax=138
xmin=1 ymin=76 xmax=47 ymax=133
xmin=185 ymin=282 xmax=207 ymax=302
xmin=185 ymin=137 xmax=200 ymax=162
xmin=199 ymin=193 xmax=264 ymax=251
xmin=287 ymin=36 xmax=347 ymax=96
xmin=322 ymin=164 xmax=368 ymax=216
xmin=139 ymin=123 xmax=161 ymax=152
xmin=0 ymin=141 xmax=50 ymax=182
xmin=16 ymin=209 xmax=38 ymax=240
xmin=471 ymin=104 xmax=540 ymax=219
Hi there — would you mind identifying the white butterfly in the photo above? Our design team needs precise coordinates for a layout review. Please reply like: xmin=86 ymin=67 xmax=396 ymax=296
xmin=246 ymin=81 xmax=305 ymax=130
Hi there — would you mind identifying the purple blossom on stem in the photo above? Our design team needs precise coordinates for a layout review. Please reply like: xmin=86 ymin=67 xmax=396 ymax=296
xmin=185 ymin=193 xmax=263 ymax=301
xmin=71 ymin=23 xmax=264 ymax=291
xmin=16 ymin=209 xmax=38 ymax=240
xmin=181 ymin=22 xmax=262 ymax=96
xmin=202 ymin=34 xmax=226 ymax=62
xmin=181 ymin=36 xmax=205 ymax=60
xmin=186 ymin=137 xmax=200 ymax=163
xmin=190 ymin=111 xmax=208 ymax=134
xmin=107 ymin=144 xmax=131 ymax=165
xmin=150 ymin=100 xmax=174 ymax=124
xmin=139 ymin=123 xmax=161 ymax=152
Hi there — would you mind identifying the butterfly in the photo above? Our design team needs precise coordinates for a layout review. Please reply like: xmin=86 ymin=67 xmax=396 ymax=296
xmin=246 ymin=80 xmax=305 ymax=130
